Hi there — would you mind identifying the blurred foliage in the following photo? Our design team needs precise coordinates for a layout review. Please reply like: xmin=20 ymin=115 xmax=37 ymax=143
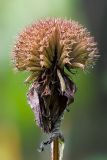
xmin=0 ymin=0 xmax=107 ymax=160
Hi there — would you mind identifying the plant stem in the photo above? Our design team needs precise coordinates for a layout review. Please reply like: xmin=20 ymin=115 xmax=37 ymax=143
xmin=51 ymin=138 xmax=59 ymax=160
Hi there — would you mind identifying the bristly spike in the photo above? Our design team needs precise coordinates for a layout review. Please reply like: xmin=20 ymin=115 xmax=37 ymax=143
xmin=24 ymin=72 xmax=39 ymax=83
xmin=57 ymin=69 xmax=66 ymax=94
xmin=27 ymin=66 xmax=42 ymax=71
xmin=71 ymin=62 xmax=85 ymax=70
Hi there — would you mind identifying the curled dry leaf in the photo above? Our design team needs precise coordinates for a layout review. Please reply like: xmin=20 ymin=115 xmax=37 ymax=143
xmin=27 ymin=70 xmax=76 ymax=134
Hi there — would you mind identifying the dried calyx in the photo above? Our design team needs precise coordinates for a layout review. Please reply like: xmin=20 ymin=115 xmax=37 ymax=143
xmin=13 ymin=18 xmax=99 ymax=151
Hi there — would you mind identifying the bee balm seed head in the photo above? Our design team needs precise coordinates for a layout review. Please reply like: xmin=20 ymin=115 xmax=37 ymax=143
xmin=13 ymin=18 xmax=99 ymax=82
xmin=13 ymin=18 xmax=99 ymax=149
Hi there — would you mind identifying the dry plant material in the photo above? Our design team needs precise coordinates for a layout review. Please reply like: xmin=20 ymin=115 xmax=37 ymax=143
xmin=13 ymin=18 xmax=99 ymax=152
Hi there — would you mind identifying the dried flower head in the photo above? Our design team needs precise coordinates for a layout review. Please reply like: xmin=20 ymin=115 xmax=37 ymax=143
xmin=13 ymin=18 xmax=98 ymax=83
xmin=13 ymin=18 xmax=99 ymax=151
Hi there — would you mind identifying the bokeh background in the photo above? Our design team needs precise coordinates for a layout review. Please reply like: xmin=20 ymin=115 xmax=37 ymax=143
xmin=0 ymin=0 xmax=107 ymax=160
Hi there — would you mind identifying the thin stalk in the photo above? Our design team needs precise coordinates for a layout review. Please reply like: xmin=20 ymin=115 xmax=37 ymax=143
xmin=51 ymin=138 xmax=59 ymax=160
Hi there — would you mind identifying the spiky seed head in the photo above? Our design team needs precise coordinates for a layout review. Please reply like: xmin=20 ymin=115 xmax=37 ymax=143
xmin=12 ymin=18 xmax=99 ymax=149
xmin=13 ymin=18 xmax=98 ymax=82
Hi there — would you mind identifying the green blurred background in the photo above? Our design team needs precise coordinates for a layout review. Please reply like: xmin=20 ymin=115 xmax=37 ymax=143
xmin=0 ymin=0 xmax=107 ymax=160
